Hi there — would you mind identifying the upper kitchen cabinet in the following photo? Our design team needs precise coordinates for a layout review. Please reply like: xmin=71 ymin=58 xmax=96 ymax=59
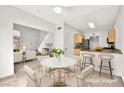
xmin=108 ymin=27 xmax=116 ymax=43
xmin=74 ymin=33 xmax=85 ymax=43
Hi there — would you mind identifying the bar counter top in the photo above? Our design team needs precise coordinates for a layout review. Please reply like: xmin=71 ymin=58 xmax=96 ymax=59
xmin=81 ymin=48 xmax=122 ymax=54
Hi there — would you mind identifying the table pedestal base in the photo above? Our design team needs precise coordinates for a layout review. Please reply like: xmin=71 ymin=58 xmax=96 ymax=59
xmin=53 ymin=82 xmax=67 ymax=87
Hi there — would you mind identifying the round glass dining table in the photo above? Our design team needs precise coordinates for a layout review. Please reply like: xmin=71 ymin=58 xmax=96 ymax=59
xmin=40 ymin=56 xmax=77 ymax=86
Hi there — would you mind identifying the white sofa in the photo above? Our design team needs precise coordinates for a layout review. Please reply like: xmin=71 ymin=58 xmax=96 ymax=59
xmin=14 ymin=51 xmax=23 ymax=63
xmin=14 ymin=50 xmax=36 ymax=63
xmin=26 ymin=51 xmax=36 ymax=60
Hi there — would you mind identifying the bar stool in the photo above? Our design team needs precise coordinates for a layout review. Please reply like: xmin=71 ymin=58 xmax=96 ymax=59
xmin=98 ymin=54 xmax=114 ymax=79
xmin=81 ymin=53 xmax=95 ymax=69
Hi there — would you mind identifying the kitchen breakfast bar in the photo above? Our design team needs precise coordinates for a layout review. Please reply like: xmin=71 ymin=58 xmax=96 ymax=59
xmin=80 ymin=48 xmax=124 ymax=81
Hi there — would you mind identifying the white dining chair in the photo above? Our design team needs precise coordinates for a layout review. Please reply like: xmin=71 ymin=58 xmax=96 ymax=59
xmin=37 ymin=55 xmax=50 ymax=74
xmin=24 ymin=65 xmax=41 ymax=87
xmin=75 ymin=65 xmax=94 ymax=87
xmin=24 ymin=65 xmax=56 ymax=87
xmin=67 ymin=55 xmax=82 ymax=73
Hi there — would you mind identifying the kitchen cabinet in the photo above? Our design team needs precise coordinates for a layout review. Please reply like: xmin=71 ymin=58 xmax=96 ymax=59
xmin=74 ymin=34 xmax=84 ymax=43
xmin=74 ymin=48 xmax=81 ymax=56
xmin=108 ymin=27 xmax=116 ymax=43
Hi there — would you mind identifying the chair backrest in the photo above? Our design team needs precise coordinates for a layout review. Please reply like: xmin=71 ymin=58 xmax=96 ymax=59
xmin=24 ymin=65 xmax=37 ymax=82
xmin=81 ymin=65 xmax=94 ymax=80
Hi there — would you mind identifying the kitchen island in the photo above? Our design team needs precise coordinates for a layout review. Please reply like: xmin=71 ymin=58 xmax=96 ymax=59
xmin=80 ymin=48 xmax=124 ymax=81
xmin=81 ymin=48 xmax=122 ymax=54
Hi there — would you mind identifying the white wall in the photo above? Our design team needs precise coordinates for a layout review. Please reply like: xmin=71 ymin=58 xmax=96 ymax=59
xmin=0 ymin=18 xmax=14 ymax=78
xmin=43 ymin=32 xmax=55 ymax=48
xmin=114 ymin=6 xmax=124 ymax=81
xmin=13 ymin=24 xmax=48 ymax=50
xmin=64 ymin=23 xmax=82 ymax=55
xmin=84 ymin=30 xmax=108 ymax=47
xmin=54 ymin=21 xmax=64 ymax=49
xmin=0 ymin=6 xmax=55 ymax=78
xmin=38 ymin=32 xmax=55 ymax=52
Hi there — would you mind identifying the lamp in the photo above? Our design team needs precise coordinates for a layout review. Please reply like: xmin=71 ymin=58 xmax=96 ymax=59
xmin=53 ymin=6 xmax=62 ymax=14
xmin=23 ymin=46 xmax=26 ymax=51
xmin=88 ymin=22 xmax=95 ymax=29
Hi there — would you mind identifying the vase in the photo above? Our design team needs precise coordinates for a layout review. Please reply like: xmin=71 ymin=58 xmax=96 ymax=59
xmin=57 ymin=55 xmax=61 ymax=62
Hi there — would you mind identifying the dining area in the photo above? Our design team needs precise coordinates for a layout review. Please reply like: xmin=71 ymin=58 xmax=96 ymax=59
xmin=22 ymin=47 xmax=124 ymax=87
xmin=0 ymin=48 xmax=123 ymax=87
xmin=23 ymin=48 xmax=96 ymax=87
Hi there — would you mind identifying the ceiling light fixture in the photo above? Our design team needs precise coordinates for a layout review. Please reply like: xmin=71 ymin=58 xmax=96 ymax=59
xmin=53 ymin=6 xmax=62 ymax=14
xmin=88 ymin=22 xmax=95 ymax=29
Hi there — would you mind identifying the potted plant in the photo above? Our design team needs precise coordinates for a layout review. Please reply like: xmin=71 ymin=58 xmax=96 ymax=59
xmin=52 ymin=48 xmax=64 ymax=61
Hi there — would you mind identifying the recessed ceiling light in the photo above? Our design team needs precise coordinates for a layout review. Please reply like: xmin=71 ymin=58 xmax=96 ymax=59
xmin=53 ymin=6 xmax=62 ymax=14
xmin=88 ymin=22 xmax=95 ymax=29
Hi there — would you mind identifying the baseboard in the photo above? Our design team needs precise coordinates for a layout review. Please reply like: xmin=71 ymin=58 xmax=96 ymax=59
xmin=0 ymin=74 xmax=14 ymax=81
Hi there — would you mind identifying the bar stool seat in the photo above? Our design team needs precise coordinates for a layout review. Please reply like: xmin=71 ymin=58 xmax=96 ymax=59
xmin=82 ymin=53 xmax=95 ymax=58
xmin=98 ymin=54 xmax=114 ymax=79
xmin=98 ymin=54 xmax=114 ymax=61
xmin=81 ymin=53 xmax=95 ymax=69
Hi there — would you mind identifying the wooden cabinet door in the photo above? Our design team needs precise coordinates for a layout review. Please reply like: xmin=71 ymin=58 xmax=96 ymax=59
xmin=74 ymin=34 xmax=82 ymax=43
xmin=108 ymin=28 xmax=115 ymax=42
xmin=74 ymin=49 xmax=81 ymax=56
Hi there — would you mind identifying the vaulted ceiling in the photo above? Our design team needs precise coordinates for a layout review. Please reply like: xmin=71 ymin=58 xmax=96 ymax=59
xmin=14 ymin=5 xmax=120 ymax=32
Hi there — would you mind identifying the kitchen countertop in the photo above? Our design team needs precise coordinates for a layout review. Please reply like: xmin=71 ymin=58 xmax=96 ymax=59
xmin=81 ymin=48 xmax=122 ymax=54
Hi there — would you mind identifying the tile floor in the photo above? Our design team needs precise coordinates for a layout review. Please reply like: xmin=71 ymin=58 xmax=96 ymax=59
xmin=0 ymin=59 xmax=124 ymax=87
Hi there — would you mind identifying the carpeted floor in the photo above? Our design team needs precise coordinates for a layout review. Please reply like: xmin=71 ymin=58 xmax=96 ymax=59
xmin=0 ymin=59 xmax=124 ymax=87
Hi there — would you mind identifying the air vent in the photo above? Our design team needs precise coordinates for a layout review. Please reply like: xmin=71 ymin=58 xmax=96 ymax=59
xmin=58 ymin=27 xmax=61 ymax=30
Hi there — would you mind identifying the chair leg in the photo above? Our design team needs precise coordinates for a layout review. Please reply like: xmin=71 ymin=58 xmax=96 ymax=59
xmin=36 ymin=81 xmax=41 ymax=87
xmin=90 ymin=58 xmax=95 ymax=66
xmin=84 ymin=57 xmax=86 ymax=69
xmin=77 ymin=78 xmax=79 ymax=87
xmin=81 ymin=58 xmax=84 ymax=71
xmin=81 ymin=80 xmax=84 ymax=87
xmin=45 ymin=67 xmax=48 ymax=75
xmin=39 ymin=79 xmax=41 ymax=87
xmin=81 ymin=57 xmax=85 ymax=70
xmin=74 ymin=65 xmax=76 ymax=73
xmin=64 ymin=73 xmax=66 ymax=83
xmin=27 ymin=79 xmax=29 ymax=87
xmin=35 ymin=81 xmax=39 ymax=87
xmin=25 ymin=75 xmax=29 ymax=87
xmin=49 ymin=68 xmax=52 ymax=78
xmin=90 ymin=58 xmax=95 ymax=71
xmin=67 ymin=67 xmax=70 ymax=77
xmin=79 ymin=62 xmax=82 ymax=71
xmin=109 ymin=61 xmax=113 ymax=79
xmin=53 ymin=73 xmax=56 ymax=84
xmin=39 ymin=66 xmax=42 ymax=74
xmin=99 ymin=60 xmax=103 ymax=76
